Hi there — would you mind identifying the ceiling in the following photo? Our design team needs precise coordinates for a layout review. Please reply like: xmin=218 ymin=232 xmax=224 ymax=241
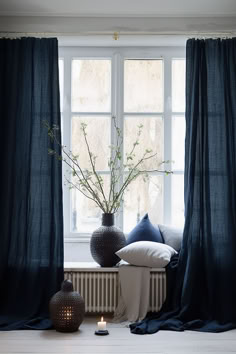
xmin=0 ymin=0 xmax=236 ymax=17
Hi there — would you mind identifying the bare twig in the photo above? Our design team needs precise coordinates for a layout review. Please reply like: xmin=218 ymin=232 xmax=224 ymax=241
xmin=45 ymin=118 xmax=171 ymax=214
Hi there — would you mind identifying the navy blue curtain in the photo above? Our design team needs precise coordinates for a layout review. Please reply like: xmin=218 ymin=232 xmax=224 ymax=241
xmin=131 ymin=38 xmax=236 ymax=334
xmin=0 ymin=38 xmax=64 ymax=330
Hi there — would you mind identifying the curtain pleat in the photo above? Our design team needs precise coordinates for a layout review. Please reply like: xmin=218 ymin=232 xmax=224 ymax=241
xmin=0 ymin=38 xmax=64 ymax=330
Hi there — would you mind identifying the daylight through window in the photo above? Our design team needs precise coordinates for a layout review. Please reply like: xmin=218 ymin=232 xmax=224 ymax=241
xmin=59 ymin=47 xmax=186 ymax=238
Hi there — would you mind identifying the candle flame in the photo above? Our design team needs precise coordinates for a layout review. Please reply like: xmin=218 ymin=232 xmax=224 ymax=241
xmin=101 ymin=316 xmax=103 ymax=322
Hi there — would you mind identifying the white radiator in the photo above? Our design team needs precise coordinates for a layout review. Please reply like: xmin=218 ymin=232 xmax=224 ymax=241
xmin=64 ymin=268 xmax=166 ymax=313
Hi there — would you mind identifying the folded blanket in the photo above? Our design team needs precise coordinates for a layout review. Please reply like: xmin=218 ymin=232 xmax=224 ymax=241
xmin=113 ymin=265 xmax=150 ymax=323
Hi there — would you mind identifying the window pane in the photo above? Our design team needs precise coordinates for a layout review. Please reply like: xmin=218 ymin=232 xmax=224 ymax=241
xmin=171 ymin=174 xmax=185 ymax=228
xmin=124 ymin=60 xmax=163 ymax=112
xmin=124 ymin=116 xmax=163 ymax=170
xmin=59 ymin=59 xmax=64 ymax=111
xmin=172 ymin=59 xmax=186 ymax=112
xmin=123 ymin=175 xmax=163 ymax=233
xmin=72 ymin=116 xmax=110 ymax=170
xmin=172 ymin=116 xmax=185 ymax=170
xmin=72 ymin=59 xmax=111 ymax=112
xmin=71 ymin=174 xmax=110 ymax=233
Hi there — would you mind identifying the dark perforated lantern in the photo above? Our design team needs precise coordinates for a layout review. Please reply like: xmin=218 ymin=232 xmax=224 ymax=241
xmin=49 ymin=280 xmax=85 ymax=332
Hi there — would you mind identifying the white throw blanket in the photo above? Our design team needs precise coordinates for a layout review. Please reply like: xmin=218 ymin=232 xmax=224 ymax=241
xmin=113 ymin=264 xmax=150 ymax=323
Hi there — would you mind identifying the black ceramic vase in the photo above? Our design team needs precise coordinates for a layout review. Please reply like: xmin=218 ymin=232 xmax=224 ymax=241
xmin=90 ymin=213 xmax=126 ymax=267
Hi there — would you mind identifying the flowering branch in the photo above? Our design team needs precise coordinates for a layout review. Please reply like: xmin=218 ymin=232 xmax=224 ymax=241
xmin=45 ymin=117 xmax=172 ymax=214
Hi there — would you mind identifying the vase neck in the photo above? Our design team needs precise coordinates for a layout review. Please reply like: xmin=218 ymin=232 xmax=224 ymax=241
xmin=102 ymin=213 xmax=114 ymax=226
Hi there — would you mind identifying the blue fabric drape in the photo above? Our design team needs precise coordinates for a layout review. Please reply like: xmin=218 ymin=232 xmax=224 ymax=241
xmin=130 ymin=38 xmax=236 ymax=334
xmin=0 ymin=38 xmax=64 ymax=330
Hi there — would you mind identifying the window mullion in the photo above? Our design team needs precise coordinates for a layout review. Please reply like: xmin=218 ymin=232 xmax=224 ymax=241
xmin=71 ymin=112 xmax=111 ymax=116
xmin=124 ymin=112 xmax=163 ymax=117
xmin=163 ymin=55 xmax=172 ymax=225
xmin=111 ymin=52 xmax=124 ymax=229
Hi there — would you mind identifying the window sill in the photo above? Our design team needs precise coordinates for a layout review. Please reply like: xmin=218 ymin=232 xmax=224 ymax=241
xmin=64 ymin=261 xmax=166 ymax=272
xmin=64 ymin=235 xmax=91 ymax=243
xmin=64 ymin=261 xmax=119 ymax=271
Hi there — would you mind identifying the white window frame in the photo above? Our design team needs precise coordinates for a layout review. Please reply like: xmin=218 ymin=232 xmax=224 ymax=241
xmin=59 ymin=46 xmax=186 ymax=242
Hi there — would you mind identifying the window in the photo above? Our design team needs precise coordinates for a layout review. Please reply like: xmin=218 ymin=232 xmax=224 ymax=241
xmin=59 ymin=47 xmax=186 ymax=239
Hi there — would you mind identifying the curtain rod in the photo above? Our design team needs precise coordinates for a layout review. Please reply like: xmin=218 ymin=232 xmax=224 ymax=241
xmin=0 ymin=31 xmax=236 ymax=38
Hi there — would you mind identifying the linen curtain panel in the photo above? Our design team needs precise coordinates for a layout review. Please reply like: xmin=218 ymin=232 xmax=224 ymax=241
xmin=0 ymin=38 xmax=64 ymax=330
xmin=131 ymin=38 xmax=236 ymax=334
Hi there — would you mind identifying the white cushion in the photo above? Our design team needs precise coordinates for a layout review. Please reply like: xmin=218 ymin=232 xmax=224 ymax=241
xmin=116 ymin=241 xmax=177 ymax=268
xmin=158 ymin=224 xmax=183 ymax=251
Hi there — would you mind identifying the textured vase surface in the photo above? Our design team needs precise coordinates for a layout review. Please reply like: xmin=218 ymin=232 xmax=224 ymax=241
xmin=90 ymin=213 xmax=126 ymax=267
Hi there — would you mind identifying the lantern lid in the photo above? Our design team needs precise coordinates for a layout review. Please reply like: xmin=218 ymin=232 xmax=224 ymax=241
xmin=61 ymin=280 xmax=74 ymax=292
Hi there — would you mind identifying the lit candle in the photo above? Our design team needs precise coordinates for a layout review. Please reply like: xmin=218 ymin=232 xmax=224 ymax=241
xmin=97 ymin=316 xmax=106 ymax=331
xmin=66 ymin=311 xmax=72 ymax=319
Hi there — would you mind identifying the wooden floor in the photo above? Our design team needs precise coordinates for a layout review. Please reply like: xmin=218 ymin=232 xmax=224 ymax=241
xmin=0 ymin=316 xmax=236 ymax=354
